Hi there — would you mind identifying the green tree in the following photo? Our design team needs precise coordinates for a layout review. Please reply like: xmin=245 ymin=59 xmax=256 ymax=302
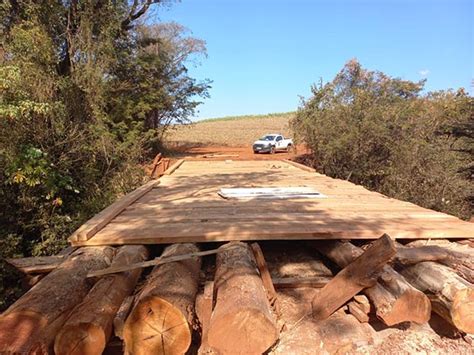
xmin=292 ymin=59 xmax=472 ymax=220
xmin=0 ymin=0 xmax=210 ymax=309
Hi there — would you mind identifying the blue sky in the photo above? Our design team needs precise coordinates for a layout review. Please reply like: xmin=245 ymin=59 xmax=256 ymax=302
xmin=156 ymin=0 xmax=473 ymax=119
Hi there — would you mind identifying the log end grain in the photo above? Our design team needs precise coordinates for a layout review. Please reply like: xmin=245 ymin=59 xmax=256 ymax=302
xmin=124 ymin=297 xmax=192 ymax=355
xmin=54 ymin=323 xmax=105 ymax=355
xmin=207 ymin=308 xmax=278 ymax=354
xmin=382 ymin=289 xmax=432 ymax=326
xmin=452 ymin=288 xmax=474 ymax=334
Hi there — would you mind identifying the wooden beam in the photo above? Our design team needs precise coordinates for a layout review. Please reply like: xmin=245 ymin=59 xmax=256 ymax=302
xmin=87 ymin=244 xmax=240 ymax=278
xmin=311 ymin=234 xmax=396 ymax=321
xmin=283 ymin=159 xmax=316 ymax=172
xmin=195 ymin=281 xmax=215 ymax=353
xmin=271 ymin=276 xmax=331 ymax=289
xmin=313 ymin=240 xmax=432 ymax=326
xmin=163 ymin=159 xmax=185 ymax=175
xmin=69 ymin=180 xmax=160 ymax=242
xmin=250 ymin=243 xmax=278 ymax=306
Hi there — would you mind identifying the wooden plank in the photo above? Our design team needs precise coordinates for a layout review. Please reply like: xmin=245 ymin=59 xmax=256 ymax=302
xmin=250 ymin=243 xmax=278 ymax=306
xmin=87 ymin=244 xmax=240 ymax=278
xmin=311 ymin=234 xmax=396 ymax=321
xmin=163 ymin=159 xmax=185 ymax=175
xmin=5 ymin=255 xmax=66 ymax=274
xmin=71 ymin=159 xmax=474 ymax=246
xmin=271 ymin=276 xmax=331 ymax=288
xmin=69 ymin=180 xmax=160 ymax=242
xmin=283 ymin=159 xmax=316 ymax=172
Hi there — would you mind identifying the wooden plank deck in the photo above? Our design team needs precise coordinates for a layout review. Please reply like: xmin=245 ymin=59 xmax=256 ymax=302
xmin=69 ymin=160 xmax=474 ymax=246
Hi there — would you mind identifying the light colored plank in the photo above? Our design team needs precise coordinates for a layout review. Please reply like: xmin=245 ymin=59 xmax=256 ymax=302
xmin=68 ymin=179 xmax=159 ymax=242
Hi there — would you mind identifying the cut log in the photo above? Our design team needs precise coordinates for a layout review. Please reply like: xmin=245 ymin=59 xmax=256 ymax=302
xmin=0 ymin=246 xmax=114 ymax=354
xmin=208 ymin=242 xmax=278 ymax=354
xmin=195 ymin=281 xmax=215 ymax=354
xmin=54 ymin=245 xmax=148 ymax=355
xmin=272 ymin=276 xmax=332 ymax=289
xmin=353 ymin=295 xmax=371 ymax=314
xmin=396 ymin=243 xmax=474 ymax=283
xmin=123 ymin=243 xmax=201 ymax=355
xmin=347 ymin=301 xmax=369 ymax=323
xmin=114 ymin=296 xmax=135 ymax=340
xmin=6 ymin=247 xmax=76 ymax=274
xmin=311 ymin=234 xmax=396 ymax=321
xmin=314 ymin=239 xmax=431 ymax=326
xmin=400 ymin=261 xmax=474 ymax=334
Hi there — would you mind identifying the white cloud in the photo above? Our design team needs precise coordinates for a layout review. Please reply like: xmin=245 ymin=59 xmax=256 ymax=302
xmin=419 ymin=69 xmax=430 ymax=77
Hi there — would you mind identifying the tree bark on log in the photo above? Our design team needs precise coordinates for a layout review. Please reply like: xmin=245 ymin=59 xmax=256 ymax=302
xmin=313 ymin=239 xmax=431 ymax=326
xmin=396 ymin=243 xmax=474 ymax=283
xmin=54 ymin=245 xmax=148 ymax=355
xmin=208 ymin=242 xmax=278 ymax=354
xmin=114 ymin=296 xmax=135 ymax=340
xmin=123 ymin=243 xmax=201 ymax=355
xmin=400 ymin=261 xmax=474 ymax=334
xmin=0 ymin=246 xmax=114 ymax=354
xmin=312 ymin=234 xmax=396 ymax=321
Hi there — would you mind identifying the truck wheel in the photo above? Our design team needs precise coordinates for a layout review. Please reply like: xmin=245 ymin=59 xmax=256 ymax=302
xmin=270 ymin=146 xmax=275 ymax=154
xmin=286 ymin=144 xmax=293 ymax=153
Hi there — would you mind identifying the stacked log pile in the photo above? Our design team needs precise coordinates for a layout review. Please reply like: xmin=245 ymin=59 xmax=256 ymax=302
xmin=0 ymin=236 xmax=472 ymax=354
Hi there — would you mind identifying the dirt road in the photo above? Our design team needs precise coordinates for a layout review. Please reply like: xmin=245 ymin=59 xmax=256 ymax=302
xmin=168 ymin=144 xmax=311 ymax=161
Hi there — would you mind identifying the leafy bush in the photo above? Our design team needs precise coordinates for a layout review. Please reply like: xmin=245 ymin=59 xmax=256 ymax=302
xmin=291 ymin=59 xmax=472 ymax=220
xmin=0 ymin=2 xmax=209 ymax=310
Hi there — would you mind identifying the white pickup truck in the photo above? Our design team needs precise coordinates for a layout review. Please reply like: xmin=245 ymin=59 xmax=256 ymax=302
xmin=252 ymin=134 xmax=293 ymax=154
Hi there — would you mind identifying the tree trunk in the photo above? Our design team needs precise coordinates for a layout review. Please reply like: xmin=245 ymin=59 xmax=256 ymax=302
xmin=0 ymin=246 xmax=114 ymax=354
xmin=400 ymin=261 xmax=474 ymax=334
xmin=54 ymin=245 xmax=148 ymax=355
xmin=123 ymin=243 xmax=201 ymax=355
xmin=208 ymin=242 xmax=278 ymax=355
xmin=396 ymin=243 xmax=473 ymax=283
xmin=114 ymin=296 xmax=135 ymax=340
xmin=312 ymin=234 xmax=396 ymax=321
xmin=314 ymin=239 xmax=431 ymax=325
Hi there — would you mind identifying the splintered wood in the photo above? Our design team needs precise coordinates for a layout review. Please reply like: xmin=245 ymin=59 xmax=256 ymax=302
xmin=69 ymin=160 xmax=474 ymax=246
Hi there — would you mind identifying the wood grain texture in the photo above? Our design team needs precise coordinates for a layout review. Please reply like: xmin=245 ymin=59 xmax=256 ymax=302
xmin=311 ymin=235 xmax=396 ymax=321
xmin=70 ymin=160 xmax=474 ymax=246
xmin=69 ymin=180 xmax=160 ymax=242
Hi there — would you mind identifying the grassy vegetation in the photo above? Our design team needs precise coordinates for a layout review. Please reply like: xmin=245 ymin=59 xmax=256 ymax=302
xmin=166 ymin=112 xmax=295 ymax=146
xmin=196 ymin=111 xmax=295 ymax=123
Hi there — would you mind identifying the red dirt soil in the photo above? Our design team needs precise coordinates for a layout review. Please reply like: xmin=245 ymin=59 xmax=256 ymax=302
xmin=168 ymin=144 xmax=312 ymax=161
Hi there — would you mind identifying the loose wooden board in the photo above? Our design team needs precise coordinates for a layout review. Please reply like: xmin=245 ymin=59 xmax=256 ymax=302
xmin=70 ymin=160 xmax=474 ymax=246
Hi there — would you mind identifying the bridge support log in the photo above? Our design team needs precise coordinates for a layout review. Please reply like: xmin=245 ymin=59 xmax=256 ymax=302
xmin=123 ymin=243 xmax=201 ymax=355
xmin=313 ymin=237 xmax=431 ymax=326
xmin=0 ymin=246 xmax=114 ymax=354
xmin=400 ymin=261 xmax=474 ymax=334
xmin=208 ymin=242 xmax=278 ymax=354
xmin=54 ymin=245 xmax=148 ymax=355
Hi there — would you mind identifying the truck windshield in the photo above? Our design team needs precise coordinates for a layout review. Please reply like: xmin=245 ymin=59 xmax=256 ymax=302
xmin=260 ymin=135 xmax=275 ymax=141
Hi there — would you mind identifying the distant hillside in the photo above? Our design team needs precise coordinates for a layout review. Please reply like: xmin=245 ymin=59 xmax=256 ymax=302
xmin=166 ymin=112 xmax=295 ymax=146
